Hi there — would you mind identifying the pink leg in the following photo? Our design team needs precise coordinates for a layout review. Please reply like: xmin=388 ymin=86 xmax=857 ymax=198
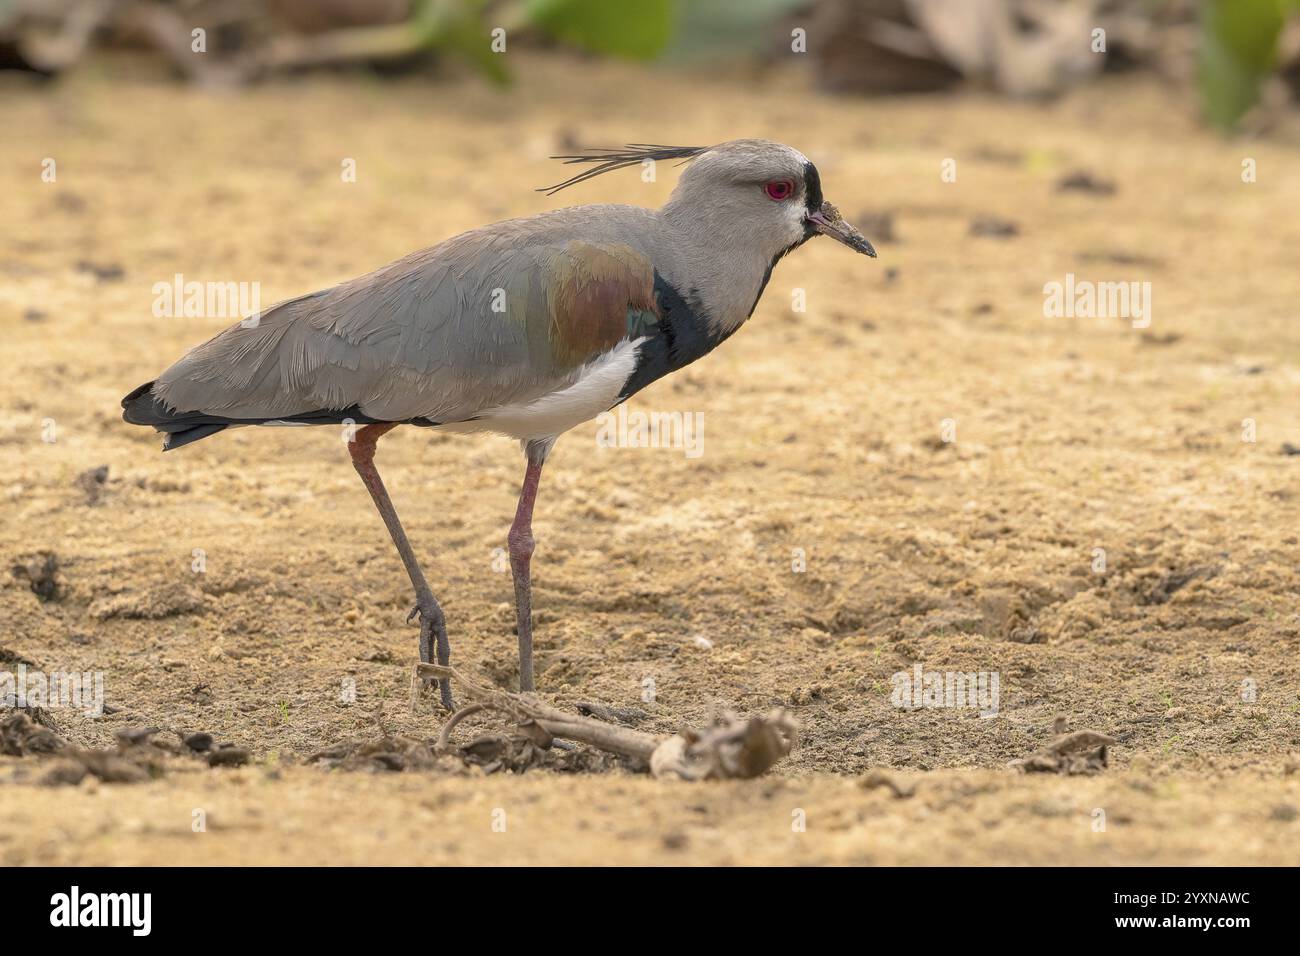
xmin=508 ymin=457 xmax=544 ymax=692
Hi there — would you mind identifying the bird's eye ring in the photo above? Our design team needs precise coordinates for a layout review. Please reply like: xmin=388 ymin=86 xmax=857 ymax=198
xmin=764 ymin=179 xmax=794 ymax=201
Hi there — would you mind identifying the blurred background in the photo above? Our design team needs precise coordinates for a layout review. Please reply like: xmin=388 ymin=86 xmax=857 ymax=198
xmin=4 ymin=0 xmax=1300 ymax=134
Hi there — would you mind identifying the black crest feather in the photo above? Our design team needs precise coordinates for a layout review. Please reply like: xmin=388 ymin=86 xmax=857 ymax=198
xmin=538 ymin=143 xmax=709 ymax=195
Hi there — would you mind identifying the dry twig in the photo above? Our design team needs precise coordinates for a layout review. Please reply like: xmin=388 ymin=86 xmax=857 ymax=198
xmin=413 ymin=663 xmax=797 ymax=781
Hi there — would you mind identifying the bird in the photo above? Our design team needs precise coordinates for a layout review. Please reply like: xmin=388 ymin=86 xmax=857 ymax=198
xmin=122 ymin=139 xmax=876 ymax=709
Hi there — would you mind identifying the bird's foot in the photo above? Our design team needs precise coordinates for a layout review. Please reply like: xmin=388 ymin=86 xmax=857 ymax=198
xmin=409 ymin=597 xmax=454 ymax=711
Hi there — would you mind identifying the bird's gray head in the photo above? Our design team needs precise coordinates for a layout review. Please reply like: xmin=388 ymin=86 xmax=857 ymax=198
xmin=541 ymin=139 xmax=876 ymax=264
xmin=666 ymin=140 xmax=876 ymax=261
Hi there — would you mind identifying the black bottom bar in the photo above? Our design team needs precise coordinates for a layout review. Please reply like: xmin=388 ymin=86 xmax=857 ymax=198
xmin=0 ymin=866 xmax=1278 ymax=940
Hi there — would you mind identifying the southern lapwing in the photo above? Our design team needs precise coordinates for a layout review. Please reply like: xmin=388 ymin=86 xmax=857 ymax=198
xmin=122 ymin=140 xmax=876 ymax=708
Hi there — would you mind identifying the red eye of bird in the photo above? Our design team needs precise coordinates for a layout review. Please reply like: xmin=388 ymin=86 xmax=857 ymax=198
xmin=764 ymin=179 xmax=794 ymax=201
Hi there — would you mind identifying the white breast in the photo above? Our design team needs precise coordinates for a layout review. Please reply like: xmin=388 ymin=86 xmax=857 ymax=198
xmin=440 ymin=337 xmax=644 ymax=442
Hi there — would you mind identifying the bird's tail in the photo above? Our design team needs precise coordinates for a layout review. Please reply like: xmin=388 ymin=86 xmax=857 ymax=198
xmin=121 ymin=381 xmax=229 ymax=450
xmin=121 ymin=382 xmax=428 ymax=451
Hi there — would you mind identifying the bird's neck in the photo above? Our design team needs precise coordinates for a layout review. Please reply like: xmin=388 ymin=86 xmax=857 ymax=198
xmin=658 ymin=201 xmax=791 ymax=336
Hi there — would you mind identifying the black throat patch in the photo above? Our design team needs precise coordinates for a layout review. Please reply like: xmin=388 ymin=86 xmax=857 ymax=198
xmin=617 ymin=273 xmax=728 ymax=402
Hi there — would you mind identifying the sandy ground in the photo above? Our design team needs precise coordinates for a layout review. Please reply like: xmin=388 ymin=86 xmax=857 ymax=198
xmin=2 ymin=54 xmax=1299 ymax=865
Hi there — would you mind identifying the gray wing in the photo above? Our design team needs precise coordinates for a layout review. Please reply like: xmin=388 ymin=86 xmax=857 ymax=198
xmin=146 ymin=209 xmax=660 ymax=425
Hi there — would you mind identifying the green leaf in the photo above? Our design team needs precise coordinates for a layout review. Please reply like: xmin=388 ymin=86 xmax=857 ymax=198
xmin=1197 ymin=0 xmax=1287 ymax=131
xmin=664 ymin=0 xmax=805 ymax=63
xmin=418 ymin=0 xmax=511 ymax=85
xmin=524 ymin=0 xmax=677 ymax=60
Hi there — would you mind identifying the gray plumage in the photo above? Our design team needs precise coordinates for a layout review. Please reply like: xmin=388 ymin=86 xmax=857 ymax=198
xmin=120 ymin=139 xmax=875 ymax=704
xmin=124 ymin=140 xmax=872 ymax=447
xmin=147 ymin=207 xmax=661 ymax=425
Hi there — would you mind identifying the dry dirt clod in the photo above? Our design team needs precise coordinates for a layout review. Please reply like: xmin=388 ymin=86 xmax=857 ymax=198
xmin=1057 ymin=171 xmax=1117 ymax=195
xmin=116 ymin=726 xmax=161 ymax=747
xmin=1143 ymin=565 xmax=1216 ymax=605
xmin=207 ymin=745 xmax=251 ymax=768
xmin=75 ymin=464 xmax=109 ymax=504
xmin=573 ymin=701 xmax=647 ymax=725
xmin=75 ymin=259 xmax=124 ymax=282
xmin=1045 ymin=730 xmax=1118 ymax=755
xmin=1009 ymin=722 xmax=1117 ymax=776
xmin=66 ymin=750 xmax=152 ymax=784
xmin=4 ymin=711 xmax=252 ymax=783
xmin=309 ymin=736 xmax=448 ymax=773
xmin=10 ymin=552 xmax=61 ymax=602
xmin=1 ymin=712 xmax=68 ymax=756
xmin=860 ymin=768 xmax=916 ymax=799
xmin=1008 ymin=625 xmax=1044 ymax=644
xmin=0 ymin=647 xmax=41 ymax=670
xmin=183 ymin=731 xmax=215 ymax=752
xmin=969 ymin=216 xmax=1019 ymax=238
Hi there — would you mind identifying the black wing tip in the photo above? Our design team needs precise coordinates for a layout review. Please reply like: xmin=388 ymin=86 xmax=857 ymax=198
xmin=121 ymin=380 xmax=154 ymax=411
xmin=538 ymin=143 xmax=710 ymax=195
xmin=121 ymin=380 xmax=166 ymax=426
xmin=121 ymin=380 xmax=215 ymax=449
xmin=122 ymin=388 xmax=434 ymax=451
